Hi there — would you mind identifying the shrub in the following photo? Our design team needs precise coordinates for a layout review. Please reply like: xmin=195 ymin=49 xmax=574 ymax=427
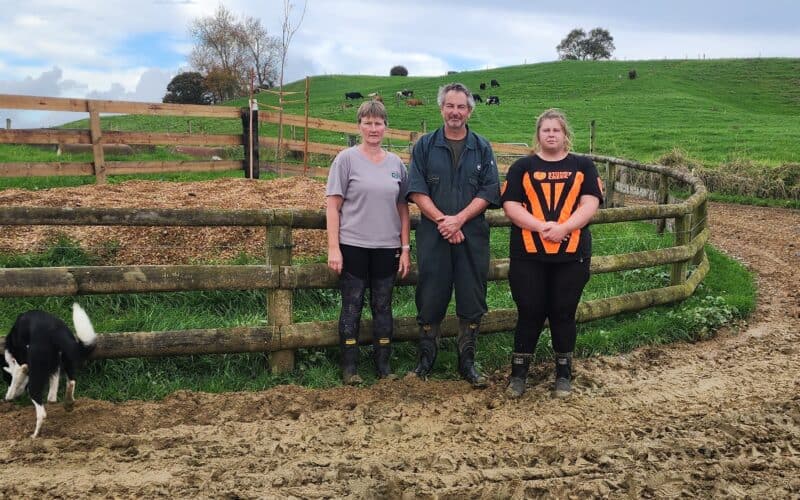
xmin=628 ymin=69 xmax=637 ymax=80
xmin=163 ymin=72 xmax=210 ymax=104
xmin=390 ymin=65 xmax=409 ymax=76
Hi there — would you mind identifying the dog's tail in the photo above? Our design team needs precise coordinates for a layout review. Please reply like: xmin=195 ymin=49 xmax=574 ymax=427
xmin=72 ymin=303 xmax=97 ymax=348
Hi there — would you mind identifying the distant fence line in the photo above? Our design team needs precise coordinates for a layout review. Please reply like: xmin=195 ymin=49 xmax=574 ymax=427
xmin=0 ymin=151 xmax=709 ymax=373
xmin=0 ymin=93 xmax=531 ymax=181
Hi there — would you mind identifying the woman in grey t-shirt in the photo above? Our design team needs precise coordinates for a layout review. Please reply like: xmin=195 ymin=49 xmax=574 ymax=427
xmin=326 ymin=100 xmax=411 ymax=384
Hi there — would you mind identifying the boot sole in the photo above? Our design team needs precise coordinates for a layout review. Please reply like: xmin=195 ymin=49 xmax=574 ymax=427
xmin=552 ymin=389 xmax=571 ymax=399
xmin=343 ymin=375 xmax=364 ymax=385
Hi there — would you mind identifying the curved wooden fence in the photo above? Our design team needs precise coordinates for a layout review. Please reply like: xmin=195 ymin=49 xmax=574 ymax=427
xmin=0 ymin=155 xmax=708 ymax=372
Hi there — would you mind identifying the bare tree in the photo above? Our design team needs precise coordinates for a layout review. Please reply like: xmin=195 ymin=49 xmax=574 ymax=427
xmin=189 ymin=5 xmax=247 ymax=81
xmin=237 ymin=15 xmax=280 ymax=89
xmin=188 ymin=4 xmax=280 ymax=95
xmin=275 ymin=0 xmax=307 ymax=163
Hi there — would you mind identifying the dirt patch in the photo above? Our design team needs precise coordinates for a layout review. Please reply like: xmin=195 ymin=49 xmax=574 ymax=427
xmin=1 ymin=180 xmax=799 ymax=498
xmin=0 ymin=177 xmax=330 ymax=263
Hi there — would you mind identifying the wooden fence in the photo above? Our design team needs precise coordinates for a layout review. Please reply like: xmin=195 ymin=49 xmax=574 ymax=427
xmin=0 ymin=94 xmax=531 ymax=181
xmin=0 ymin=154 xmax=709 ymax=372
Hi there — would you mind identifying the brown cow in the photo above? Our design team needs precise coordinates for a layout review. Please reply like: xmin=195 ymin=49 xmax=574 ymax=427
xmin=406 ymin=98 xmax=423 ymax=106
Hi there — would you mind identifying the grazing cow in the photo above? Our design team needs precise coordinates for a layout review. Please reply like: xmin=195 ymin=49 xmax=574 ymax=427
xmin=345 ymin=92 xmax=364 ymax=100
xmin=486 ymin=96 xmax=500 ymax=105
xmin=473 ymin=94 xmax=483 ymax=103
xmin=372 ymin=94 xmax=383 ymax=103
xmin=479 ymin=82 xmax=486 ymax=90
xmin=406 ymin=98 xmax=423 ymax=106
xmin=490 ymin=79 xmax=500 ymax=87
xmin=367 ymin=92 xmax=378 ymax=97
xmin=399 ymin=89 xmax=414 ymax=98
xmin=628 ymin=69 xmax=638 ymax=80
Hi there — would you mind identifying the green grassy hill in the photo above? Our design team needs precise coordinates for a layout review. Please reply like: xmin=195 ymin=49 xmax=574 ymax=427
xmin=251 ymin=58 xmax=799 ymax=167
xmin=42 ymin=58 xmax=799 ymax=169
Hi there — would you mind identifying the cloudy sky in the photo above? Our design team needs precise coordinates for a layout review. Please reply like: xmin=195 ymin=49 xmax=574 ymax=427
xmin=1 ymin=0 xmax=798 ymax=127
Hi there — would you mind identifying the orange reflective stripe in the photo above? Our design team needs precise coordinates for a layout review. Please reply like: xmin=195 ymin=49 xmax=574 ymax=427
xmin=521 ymin=174 xmax=540 ymax=253
xmin=500 ymin=180 xmax=507 ymax=196
xmin=563 ymin=172 xmax=584 ymax=252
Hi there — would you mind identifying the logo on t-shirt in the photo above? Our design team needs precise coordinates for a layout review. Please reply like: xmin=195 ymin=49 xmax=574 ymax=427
xmin=391 ymin=172 xmax=400 ymax=179
xmin=533 ymin=171 xmax=547 ymax=181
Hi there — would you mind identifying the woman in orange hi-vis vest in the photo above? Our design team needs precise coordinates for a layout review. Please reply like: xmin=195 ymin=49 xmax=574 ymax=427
xmin=500 ymin=109 xmax=603 ymax=398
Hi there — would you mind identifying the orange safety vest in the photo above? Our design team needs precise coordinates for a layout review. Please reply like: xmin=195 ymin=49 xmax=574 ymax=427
xmin=518 ymin=170 xmax=585 ymax=255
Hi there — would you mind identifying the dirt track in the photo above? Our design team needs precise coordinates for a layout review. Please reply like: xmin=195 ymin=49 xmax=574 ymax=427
xmin=1 ymin=186 xmax=799 ymax=497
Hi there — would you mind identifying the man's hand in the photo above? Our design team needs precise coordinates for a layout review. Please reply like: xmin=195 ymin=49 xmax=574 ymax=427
xmin=436 ymin=214 xmax=464 ymax=240
xmin=446 ymin=230 xmax=465 ymax=245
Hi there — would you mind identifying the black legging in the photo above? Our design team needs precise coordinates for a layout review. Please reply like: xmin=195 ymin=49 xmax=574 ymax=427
xmin=338 ymin=244 xmax=399 ymax=343
xmin=508 ymin=258 xmax=590 ymax=354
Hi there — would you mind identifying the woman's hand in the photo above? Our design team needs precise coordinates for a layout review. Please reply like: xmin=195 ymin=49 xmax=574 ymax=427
xmin=541 ymin=222 xmax=571 ymax=243
xmin=328 ymin=247 xmax=343 ymax=275
xmin=398 ymin=248 xmax=411 ymax=278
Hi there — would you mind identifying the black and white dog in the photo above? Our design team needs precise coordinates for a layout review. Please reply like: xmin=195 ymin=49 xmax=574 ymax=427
xmin=2 ymin=303 xmax=97 ymax=438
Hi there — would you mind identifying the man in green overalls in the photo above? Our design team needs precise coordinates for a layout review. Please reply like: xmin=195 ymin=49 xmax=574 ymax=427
xmin=406 ymin=82 xmax=500 ymax=388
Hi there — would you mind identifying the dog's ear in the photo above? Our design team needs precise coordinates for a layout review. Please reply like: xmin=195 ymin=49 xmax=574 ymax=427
xmin=2 ymin=365 xmax=11 ymax=375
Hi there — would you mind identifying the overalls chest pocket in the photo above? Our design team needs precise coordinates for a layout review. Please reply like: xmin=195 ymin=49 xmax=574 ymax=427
xmin=467 ymin=168 xmax=483 ymax=197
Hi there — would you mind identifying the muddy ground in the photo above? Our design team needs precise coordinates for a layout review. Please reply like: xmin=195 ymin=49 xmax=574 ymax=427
xmin=0 ymin=179 xmax=799 ymax=498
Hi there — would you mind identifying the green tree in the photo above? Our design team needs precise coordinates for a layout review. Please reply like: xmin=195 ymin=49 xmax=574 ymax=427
xmin=556 ymin=29 xmax=586 ymax=60
xmin=582 ymin=28 xmax=615 ymax=60
xmin=162 ymin=72 xmax=210 ymax=104
xmin=557 ymin=27 xmax=615 ymax=61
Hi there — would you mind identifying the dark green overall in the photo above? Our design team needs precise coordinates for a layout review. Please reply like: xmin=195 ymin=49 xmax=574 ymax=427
xmin=407 ymin=126 xmax=500 ymax=325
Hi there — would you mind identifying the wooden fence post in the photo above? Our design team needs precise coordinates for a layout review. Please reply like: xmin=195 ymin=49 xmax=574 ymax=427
xmin=670 ymin=213 xmax=690 ymax=285
xmin=267 ymin=222 xmax=294 ymax=373
xmin=241 ymin=108 xmax=250 ymax=178
xmin=617 ymin=166 xmax=627 ymax=207
xmin=5 ymin=118 xmax=10 ymax=130
xmin=589 ymin=120 xmax=596 ymax=154
xmin=88 ymin=103 xmax=107 ymax=184
xmin=251 ymin=101 xmax=259 ymax=179
xmin=605 ymin=162 xmax=617 ymax=208
xmin=303 ymin=76 xmax=310 ymax=175
xmin=691 ymin=199 xmax=707 ymax=265
xmin=656 ymin=173 xmax=670 ymax=234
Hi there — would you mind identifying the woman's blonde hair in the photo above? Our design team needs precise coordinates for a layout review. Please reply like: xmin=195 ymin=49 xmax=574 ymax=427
xmin=532 ymin=108 xmax=573 ymax=153
xmin=356 ymin=100 xmax=388 ymax=125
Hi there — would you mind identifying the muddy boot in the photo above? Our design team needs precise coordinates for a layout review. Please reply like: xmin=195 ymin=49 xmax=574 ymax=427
xmin=505 ymin=353 xmax=531 ymax=398
xmin=553 ymin=352 xmax=572 ymax=398
xmin=409 ymin=324 xmax=440 ymax=379
xmin=373 ymin=337 xmax=396 ymax=380
xmin=340 ymin=339 xmax=363 ymax=385
xmin=457 ymin=319 xmax=488 ymax=389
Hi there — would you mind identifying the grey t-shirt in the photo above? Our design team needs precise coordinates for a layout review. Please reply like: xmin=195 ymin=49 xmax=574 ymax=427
xmin=326 ymin=146 xmax=409 ymax=248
